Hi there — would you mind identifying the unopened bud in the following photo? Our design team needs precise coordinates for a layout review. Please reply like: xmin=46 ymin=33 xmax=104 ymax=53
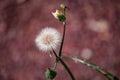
xmin=60 ymin=3 xmax=66 ymax=9
xmin=52 ymin=10 xmax=66 ymax=22
xmin=45 ymin=68 xmax=57 ymax=79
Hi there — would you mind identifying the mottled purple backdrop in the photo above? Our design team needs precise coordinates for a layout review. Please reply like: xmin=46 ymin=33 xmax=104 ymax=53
xmin=0 ymin=0 xmax=120 ymax=80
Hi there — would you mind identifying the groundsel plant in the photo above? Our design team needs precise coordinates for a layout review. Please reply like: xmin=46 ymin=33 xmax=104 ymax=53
xmin=35 ymin=3 xmax=119 ymax=80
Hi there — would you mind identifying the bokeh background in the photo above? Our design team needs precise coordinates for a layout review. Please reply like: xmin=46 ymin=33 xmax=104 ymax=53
xmin=0 ymin=0 xmax=120 ymax=80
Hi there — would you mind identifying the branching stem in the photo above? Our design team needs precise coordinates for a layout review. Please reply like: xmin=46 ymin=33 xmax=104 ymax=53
xmin=52 ymin=49 xmax=75 ymax=80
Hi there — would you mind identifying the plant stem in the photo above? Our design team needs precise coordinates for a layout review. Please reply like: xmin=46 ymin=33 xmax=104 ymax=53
xmin=59 ymin=58 xmax=75 ymax=80
xmin=63 ymin=54 xmax=119 ymax=80
xmin=52 ymin=49 xmax=75 ymax=80
xmin=59 ymin=7 xmax=67 ymax=57
xmin=53 ymin=60 xmax=58 ymax=70
xmin=50 ymin=50 xmax=58 ymax=70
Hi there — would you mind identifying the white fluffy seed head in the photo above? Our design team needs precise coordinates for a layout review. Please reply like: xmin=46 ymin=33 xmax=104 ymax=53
xmin=35 ymin=27 xmax=61 ymax=52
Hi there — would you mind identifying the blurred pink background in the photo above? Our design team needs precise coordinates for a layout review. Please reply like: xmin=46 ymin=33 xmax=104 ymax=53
xmin=0 ymin=0 xmax=120 ymax=80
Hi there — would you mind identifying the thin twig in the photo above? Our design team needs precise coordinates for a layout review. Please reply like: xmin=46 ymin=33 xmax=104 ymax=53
xmin=59 ymin=58 xmax=75 ymax=80
xmin=52 ymin=49 xmax=75 ymax=80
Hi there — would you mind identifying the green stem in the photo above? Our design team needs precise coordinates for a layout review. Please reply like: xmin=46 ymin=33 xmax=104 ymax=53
xmin=53 ymin=58 xmax=59 ymax=70
xmin=52 ymin=49 xmax=75 ymax=80
xmin=63 ymin=54 xmax=119 ymax=80
xmin=59 ymin=7 xmax=67 ymax=57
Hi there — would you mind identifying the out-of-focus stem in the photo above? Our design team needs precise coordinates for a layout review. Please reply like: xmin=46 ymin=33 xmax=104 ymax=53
xmin=63 ymin=54 xmax=119 ymax=80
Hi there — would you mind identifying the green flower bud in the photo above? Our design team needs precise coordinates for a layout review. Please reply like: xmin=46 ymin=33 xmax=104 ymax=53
xmin=52 ymin=10 xmax=66 ymax=22
xmin=57 ymin=14 xmax=66 ymax=22
xmin=60 ymin=3 xmax=66 ymax=9
xmin=45 ymin=68 xmax=57 ymax=79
